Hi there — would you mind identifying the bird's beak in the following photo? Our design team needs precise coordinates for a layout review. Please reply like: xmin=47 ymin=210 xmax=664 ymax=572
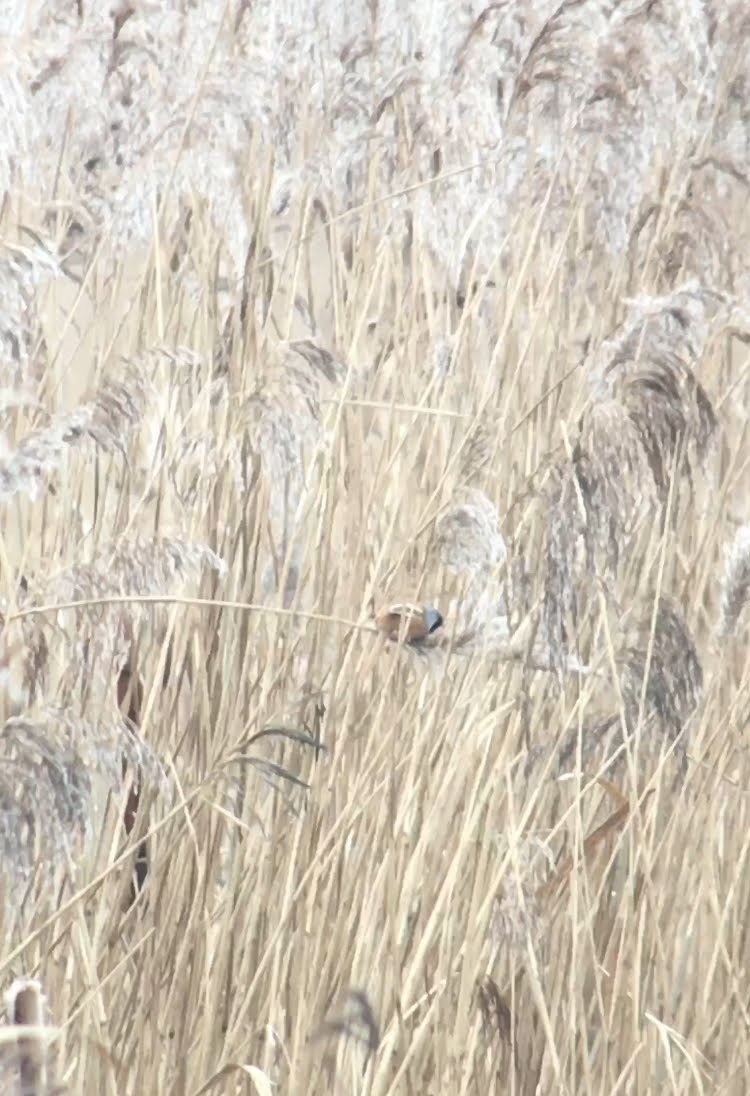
xmin=423 ymin=608 xmax=443 ymax=634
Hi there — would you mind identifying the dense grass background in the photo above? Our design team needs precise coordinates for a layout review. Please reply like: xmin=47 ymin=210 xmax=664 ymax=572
xmin=1 ymin=2 xmax=750 ymax=1093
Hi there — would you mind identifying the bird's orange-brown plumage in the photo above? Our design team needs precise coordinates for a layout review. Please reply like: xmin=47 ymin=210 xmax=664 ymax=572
xmin=375 ymin=603 xmax=444 ymax=643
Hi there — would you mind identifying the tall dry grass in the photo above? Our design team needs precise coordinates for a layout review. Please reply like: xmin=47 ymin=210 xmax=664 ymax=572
xmin=1 ymin=2 xmax=750 ymax=1093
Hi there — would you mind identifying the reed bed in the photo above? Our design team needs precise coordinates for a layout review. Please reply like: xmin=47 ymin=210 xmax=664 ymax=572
xmin=0 ymin=2 xmax=750 ymax=1093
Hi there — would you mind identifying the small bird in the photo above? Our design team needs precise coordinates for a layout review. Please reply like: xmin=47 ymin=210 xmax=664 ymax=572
xmin=375 ymin=603 xmax=444 ymax=644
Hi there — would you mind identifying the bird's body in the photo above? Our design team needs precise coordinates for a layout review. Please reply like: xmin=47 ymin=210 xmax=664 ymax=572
xmin=375 ymin=603 xmax=444 ymax=643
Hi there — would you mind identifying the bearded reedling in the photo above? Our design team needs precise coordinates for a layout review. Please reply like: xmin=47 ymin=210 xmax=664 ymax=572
xmin=375 ymin=603 xmax=444 ymax=644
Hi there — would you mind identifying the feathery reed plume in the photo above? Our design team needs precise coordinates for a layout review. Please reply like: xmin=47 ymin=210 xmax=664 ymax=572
xmin=30 ymin=536 xmax=226 ymax=613
xmin=619 ymin=597 xmax=703 ymax=743
xmin=16 ymin=537 xmax=226 ymax=705
xmin=243 ymin=338 xmax=348 ymax=472
xmin=242 ymin=336 xmax=348 ymax=555
xmin=0 ymin=593 xmax=43 ymax=717
xmin=435 ymin=488 xmax=507 ymax=578
xmin=539 ymin=403 xmax=651 ymax=662
xmin=436 ymin=506 xmax=519 ymax=650
xmin=573 ymin=398 xmax=656 ymax=559
xmin=0 ymin=704 xmax=162 ymax=889
xmin=539 ymin=285 xmax=721 ymax=665
xmin=0 ymin=364 xmax=149 ymax=502
xmin=717 ymin=523 xmax=750 ymax=638
xmin=168 ymin=431 xmax=244 ymax=510
xmin=443 ymin=585 xmax=511 ymax=651
xmin=0 ymin=242 xmax=60 ymax=387
xmin=81 ymin=370 xmax=149 ymax=457
xmin=589 ymin=283 xmax=719 ymax=494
